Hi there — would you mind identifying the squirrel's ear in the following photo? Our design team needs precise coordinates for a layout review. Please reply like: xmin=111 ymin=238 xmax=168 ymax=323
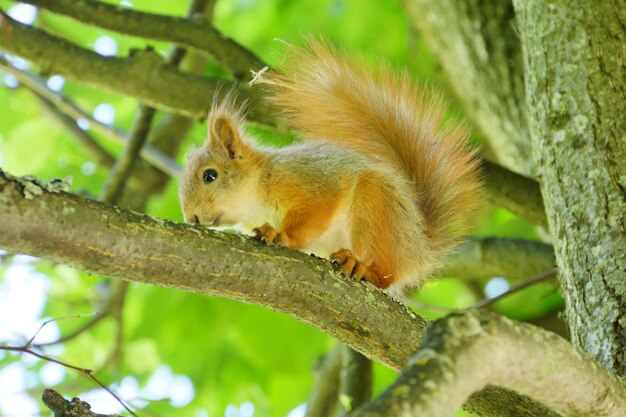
xmin=209 ymin=115 xmax=243 ymax=159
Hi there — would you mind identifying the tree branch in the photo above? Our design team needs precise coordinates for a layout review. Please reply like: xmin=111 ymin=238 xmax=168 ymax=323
xmin=0 ymin=170 xmax=569 ymax=417
xmin=482 ymin=159 xmax=547 ymax=227
xmin=23 ymin=0 xmax=260 ymax=79
xmin=100 ymin=105 xmax=156 ymax=203
xmin=0 ymin=10 xmax=550 ymax=226
xmin=42 ymin=389 xmax=123 ymax=417
xmin=445 ymin=236 xmax=554 ymax=281
xmin=339 ymin=346 xmax=372 ymax=416
xmin=352 ymin=310 xmax=626 ymax=417
xmin=0 ymin=170 xmax=426 ymax=370
xmin=403 ymin=0 xmax=533 ymax=176
xmin=470 ymin=268 xmax=556 ymax=309
xmin=0 ymin=55 xmax=181 ymax=177
xmin=305 ymin=347 xmax=343 ymax=417
xmin=0 ymin=13 xmax=275 ymax=125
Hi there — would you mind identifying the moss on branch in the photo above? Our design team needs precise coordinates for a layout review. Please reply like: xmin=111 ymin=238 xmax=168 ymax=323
xmin=0 ymin=171 xmax=575 ymax=417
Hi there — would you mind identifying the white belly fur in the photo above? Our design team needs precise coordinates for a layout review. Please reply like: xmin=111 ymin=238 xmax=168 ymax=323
xmin=302 ymin=205 xmax=352 ymax=259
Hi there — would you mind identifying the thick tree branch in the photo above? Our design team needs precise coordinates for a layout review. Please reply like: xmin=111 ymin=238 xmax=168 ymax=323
xmin=403 ymin=0 xmax=533 ymax=176
xmin=445 ymin=236 xmax=554 ymax=281
xmin=22 ymin=0 xmax=260 ymax=79
xmin=352 ymin=310 xmax=626 ymax=417
xmin=482 ymin=159 xmax=547 ymax=227
xmin=0 ymin=171 xmax=568 ymax=417
xmin=0 ymin=170 xmax=426 ymax=370
xmin=0 ymin=13 xmax=275 ymax=125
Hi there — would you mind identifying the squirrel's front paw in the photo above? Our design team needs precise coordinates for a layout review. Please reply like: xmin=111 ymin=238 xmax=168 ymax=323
xmin=253 ymin=223 xmax=280 ymax=245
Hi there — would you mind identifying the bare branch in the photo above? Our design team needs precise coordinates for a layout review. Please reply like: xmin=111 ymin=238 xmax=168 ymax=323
xmin=24 ymin=312 xmax=102 ymax=348
xmin=403 ymin=268 xmax=558 ymax=314
xmin=23 ymin=0 xmax=260 ymax=79
xmin=100 ymin=105 xmax=157 ymax=204
xmin=305 ymin=347 xmax=343 ymax=417
xmin=445 ymin=236 xmax=554 ymax=281
xmin=482 ymin=159 xmax=547 ymax=228
xmin=339 ymin=346 xmax=371 ymax=416
xmin=42 ymin=389 xmax=123 ymax=417
xmin=0 ymin=170 xmax=427 ymax=371
xmin=0 ymin=170 xmax=578 ymax=417
xmin=469 ymin=268 xmax=557 ymax=309
xmin=352 ymin=310 xmax=626 ymax=417
xmin=0 ymin=13 xmax=276 ymax=125
xmin=34 ymin=313 xmax=107 ymax=348
xmin=0 ymin=345 xmax=136 ymax=416
xmin=0 ymin=56 xmax=181 ymax=177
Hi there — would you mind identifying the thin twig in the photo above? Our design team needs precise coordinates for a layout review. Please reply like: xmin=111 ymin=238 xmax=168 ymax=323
xmin=34 ymin=312 xmax=108 ymax=348
xmin=100 ymin=105 xmax=157 ymax=204
xmin=0 ymin=345 xmax=137 ymax=417
xmin=24 ymin=312 xmax=102 ymax=348
xmin=469 ymin=268 xmax=557 ymax=309
xmin=103 ymin=281 xmax=129 ymax=372
xmin=34 ymin=93 xmax=116 ymax=168
xmin=403 ymin=267 xmax=558 ymax=313
xmin=0 ymin=55 xmax=181 ymax=177
xmin=402 ymin=298 xmax=459 ymax=313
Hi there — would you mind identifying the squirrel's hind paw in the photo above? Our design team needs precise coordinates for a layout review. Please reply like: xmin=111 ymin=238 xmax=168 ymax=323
xmin=253 ymin=223 xmax=279 ymax=245
xmin=330 ymin=249 xmax=391 ymax=289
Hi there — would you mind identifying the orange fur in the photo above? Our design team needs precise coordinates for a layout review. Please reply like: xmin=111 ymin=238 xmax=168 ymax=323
xmin=180 ymin=40 xmax=483 ymax=293
xmin=262 ymin=39 xmax=483 ymax=257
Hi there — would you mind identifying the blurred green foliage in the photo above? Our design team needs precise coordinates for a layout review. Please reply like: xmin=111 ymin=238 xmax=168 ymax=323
xmin=0 ymin=1 xmax=561 ymax=416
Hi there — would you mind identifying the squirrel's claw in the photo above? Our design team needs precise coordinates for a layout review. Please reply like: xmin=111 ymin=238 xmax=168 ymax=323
xmin=331 ymin=248 xmax=384 ymax=285
xmin=253 ymin=223 xmax=279 ymax=245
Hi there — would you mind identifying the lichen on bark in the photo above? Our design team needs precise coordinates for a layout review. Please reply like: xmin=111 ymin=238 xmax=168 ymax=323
xmin=514 ymin=0 xmax=626 ymax=376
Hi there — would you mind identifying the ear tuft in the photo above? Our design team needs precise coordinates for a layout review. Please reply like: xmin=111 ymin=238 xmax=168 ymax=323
xmin=212 ymin=116 xmax=242 ymax=159
xmin=207 ymin=89 xmax=247 ymax=159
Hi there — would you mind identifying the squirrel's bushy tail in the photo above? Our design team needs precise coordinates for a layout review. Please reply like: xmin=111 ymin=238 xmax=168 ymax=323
xmin=262 ymin=39 xmax=483 ymax=255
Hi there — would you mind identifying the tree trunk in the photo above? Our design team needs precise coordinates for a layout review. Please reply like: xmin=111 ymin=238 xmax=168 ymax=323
xmin=404 ymin=0 xmax=533 ymax=176
xmin=514 ymin=0 xmax=626 ymax=376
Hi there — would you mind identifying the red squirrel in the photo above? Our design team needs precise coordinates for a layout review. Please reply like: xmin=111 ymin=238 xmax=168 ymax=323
xmin=179 ymin=40 xmax=483 ymax=293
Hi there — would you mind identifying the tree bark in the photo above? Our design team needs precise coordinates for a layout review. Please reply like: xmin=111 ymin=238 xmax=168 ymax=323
xmin=514 ymin=0 xmax=626 ymax=376
xmin=404 ymin=0 xmax=533 ymax=176
xmin=0 ymin=14 xmax=274 ymax=125
xmin=21 ymin=0 xmax=260 ymax=79
xmin=0 ymin=171 xmax=566 ymax=417
xmin=353 ymin=310 xmax=626 ymax=417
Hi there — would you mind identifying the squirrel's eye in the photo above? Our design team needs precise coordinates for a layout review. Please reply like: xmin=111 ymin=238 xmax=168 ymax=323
xmin=202 ymin=169 xmax=218 ymax=183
